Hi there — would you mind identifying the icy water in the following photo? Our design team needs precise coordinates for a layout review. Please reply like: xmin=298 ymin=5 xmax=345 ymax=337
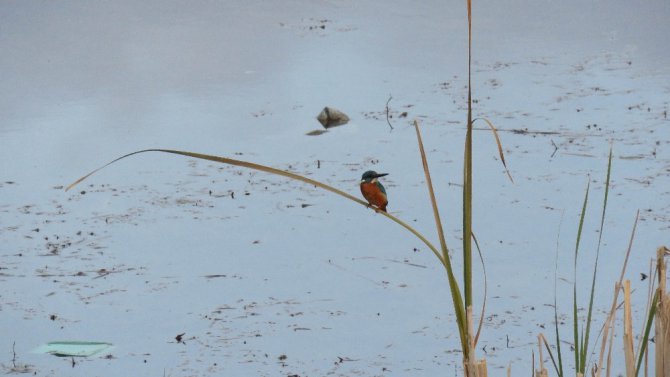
xmin=2 ymin=1 xmax=669 ymax=375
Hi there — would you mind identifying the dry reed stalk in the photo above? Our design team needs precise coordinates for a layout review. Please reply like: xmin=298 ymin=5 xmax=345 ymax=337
xmin=623 ymin=280 xmax=635 ymax=377
xmin=535 ymin=335 xmax=548 ymax=377
xmin=639 ymin=260 xmax=657 ymax=377
xmin=644 ymin=349 xmax=648 ymax=377
xmin=597 ymin=286 xmax=618 ymax=377
xmin=656 ymin=247 xmax=669 ymax=377
xmin=464 ymin=359 xmax=487 ymax=377
xmin=595 ymin=212 xmax=640 ymax=377
xmin=464 ymin=307 xmax=487 ymax=377
xmin=605 ymin=283 xmax=620 ymax=377
xmin=469 ymin=360 xmax=487 ymax=377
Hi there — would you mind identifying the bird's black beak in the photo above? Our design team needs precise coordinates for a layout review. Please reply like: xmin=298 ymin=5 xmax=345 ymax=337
xmin=374 ymin=173 xmax=388 ymax=178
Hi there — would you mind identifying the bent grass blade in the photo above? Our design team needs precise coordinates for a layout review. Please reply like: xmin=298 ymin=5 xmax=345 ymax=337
xmin=414 ymin=120 xmax=467 ymax=354
xmin=65 ymin=148 xmax=446 ymax=267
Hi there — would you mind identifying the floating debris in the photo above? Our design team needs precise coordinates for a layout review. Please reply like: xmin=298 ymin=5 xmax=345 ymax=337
xmin=305 ymin=129 xmax=328 ymax=136
xmin=34 ymin=341 xmax=113 ymax=357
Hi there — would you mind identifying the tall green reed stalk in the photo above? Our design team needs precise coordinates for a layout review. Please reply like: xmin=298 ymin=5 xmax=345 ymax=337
xmin=464 ymin=0 xmax=474 ymax=318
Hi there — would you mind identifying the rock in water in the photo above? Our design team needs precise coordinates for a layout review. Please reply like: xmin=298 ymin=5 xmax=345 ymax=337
xmin=316 ymin=106 xmax=349 ymax=128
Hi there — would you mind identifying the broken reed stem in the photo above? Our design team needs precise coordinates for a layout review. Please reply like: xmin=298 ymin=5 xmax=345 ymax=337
xmin=595 ymin=211 xmax=640 ymax=376
xmin=644 ymin=348 xmax=648 ymax=377
xmin=656 ymin=246 xmax=670 ymax=377
xmin=605 ymin=283 xmax=619 ymax=377
xmin=623 ymin=280 xmax=635 ymax=377
xmin=466 ymin=306 xmax=476 ymax=376
xmin=464 ymin=307 xmax=487 ymax=377
xmin=535 ymin=335 xmax=548 ymax=377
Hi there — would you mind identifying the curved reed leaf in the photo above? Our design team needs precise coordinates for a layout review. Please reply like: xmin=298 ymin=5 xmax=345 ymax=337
xmin=65 ymin=149 xmax=446 ymax=266
xmin=471 ymin=232 xmax=487 ymax=347
xmin=413 ymin=121 xmax=450 ymax=263
xmin=473 ymin=117 xmax=514 ymax=184
xmin=413 ymin=120 xmax=467 ymax=353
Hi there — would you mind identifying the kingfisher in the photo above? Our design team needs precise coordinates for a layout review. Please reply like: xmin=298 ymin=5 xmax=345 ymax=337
xmin=360 ymin=170 xmax=388 ymax=212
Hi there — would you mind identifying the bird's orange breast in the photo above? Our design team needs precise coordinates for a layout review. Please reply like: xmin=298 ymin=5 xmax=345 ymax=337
xmin=360 ymin=182 xmax=388 ymax=212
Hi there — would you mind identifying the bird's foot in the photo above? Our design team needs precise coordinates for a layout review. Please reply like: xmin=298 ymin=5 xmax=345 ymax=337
xmin=365 ymin=203 xmax=384 ymax=213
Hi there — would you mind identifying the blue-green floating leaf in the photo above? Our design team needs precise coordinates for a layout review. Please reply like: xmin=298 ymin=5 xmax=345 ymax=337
xmin=34 ymin=341 xmax=113 ymax=357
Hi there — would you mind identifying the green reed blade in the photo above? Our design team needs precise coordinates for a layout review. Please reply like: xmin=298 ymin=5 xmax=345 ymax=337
xmin=573 ymin=178 xmax=590 ymax=372
xmin=635 ymin=290 xmax=659 ymax=376
xmin=582 ymin=147 xmax=613 ymax=371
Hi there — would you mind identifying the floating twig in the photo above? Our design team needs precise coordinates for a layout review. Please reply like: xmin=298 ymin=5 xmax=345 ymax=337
xmin=385 ymin=94 xmax=394 ymax=130
xmin=12 ymin=341 xmax=17 ymax=369
xmin=550 ymin=139 xmax=559 ymax=158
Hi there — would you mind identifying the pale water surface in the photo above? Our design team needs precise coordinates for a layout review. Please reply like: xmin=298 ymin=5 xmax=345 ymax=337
xmin=1 ymin=1 xmax=669 ymax=375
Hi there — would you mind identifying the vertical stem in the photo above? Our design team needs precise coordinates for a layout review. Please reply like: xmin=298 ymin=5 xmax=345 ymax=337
xmin=623 ymin=280 xmax=635 ymax=377
xmin=656 ymin=247 xmax=669 ymax=377
xmin=463 ymin=0 xmax=474 ymax=317
xmin=536 ymin=334 xmax=548 ymax=377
